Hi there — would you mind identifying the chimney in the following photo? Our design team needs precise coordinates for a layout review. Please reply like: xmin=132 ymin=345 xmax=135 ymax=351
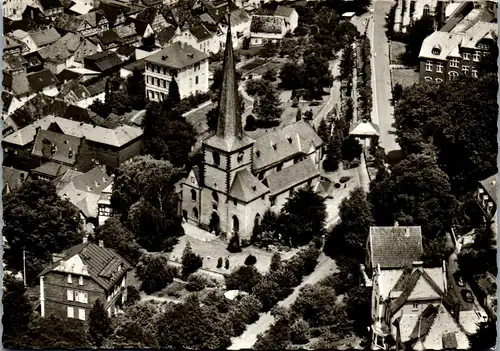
xmin=99 ymin=240 xmax=104 ymax=248
xmin=412 ymin=261 xmax=424 ymax=272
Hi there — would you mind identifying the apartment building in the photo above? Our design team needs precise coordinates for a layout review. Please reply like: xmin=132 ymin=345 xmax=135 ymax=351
xmin=144 ymin=41 xmax=209 ymax=101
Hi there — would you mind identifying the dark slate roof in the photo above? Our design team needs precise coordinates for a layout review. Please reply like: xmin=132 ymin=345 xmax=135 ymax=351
xmin=31 ymin=129 xmax=81 ymax=165
xmin=230 ymin=168 xmax=269 ymax=202
xmin=63 ymin=104 xmax=94 ymax=123
xmin=122 ymin=57 xmax=146 ymax=72
xmin=99 ymin=29 xmax=121 ymax=45
xmin=156 ymin=26 xmax=177 ymax=45
xmin=480 ymin=174 xmax=498 ymax=204
xmin=39 ymin=242 xmax=131 ymax=291
xmin=145 ymin=41 xmax=209 ymax=69
xmin=32 ymin=161 xmax=71 ymax=178
xmin=85 ymin=51 xmax=123 ymax=71
xmin=29 ymin=27 xmax=61 ymax=46
xmin=116 ymin=44 xmax=135 ymax=56
xmin=250 ymin=15 xmax=284 ymax=34
xmin=408 ymin=304 xmax=439 ymax=341
xmin=368 ymin=226 xmax=423 ymax=269
xmin=98 ymin=2 xmax=126 ymax=24
xmin=264 ymin=158 xmax=319 ymax=196
xmin=26 ymin=69 xmax=60 ymax=92
xmin=3 ymin=166 xmax=28 ymax=193
xmin=136 ymin=7 xmax=158 ymax=23
xmin=40 ymin=0 xmax=63 ymax=10
xmin=190 ymin=23 xmax=213 ymax=41
xmin=57 ymin=69 xmax=83 ymax=84
xmin=2 ymin=92 xmax=14 ymax=112
xmin=85 ymin=79 xmax=107 ymax=96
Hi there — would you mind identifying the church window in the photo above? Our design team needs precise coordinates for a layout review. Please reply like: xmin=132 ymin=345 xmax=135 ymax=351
xmin=237 ymin=152 xmax=244 ymax=163
xmin=423 ymin=4 xmax=430 ymax=16
xmin=191 ymin=189 xmax=197 ymax=201
xmin=277 ymin=163 xmax=283 ymax=172
xmin=193 ymin=208 xmax=199 ymax=218
xmin=213 ymin=204 xmax=218 ymax=210
xmin=258 ymin=171 xmax=264 ymax=180
xmin=212 ymin=191 xmax=219 ymax=202
xmin=213 ymin=152 xmax=220 ymax=166
xmin=191 ymin=176 xmax=195 ymax=184
xmin=270 ymin=197 xmax=276 ymax=206
xmin=233 ymin=199 xmax=237 ymax=206
xmin=232 ymin=216 xmax=239 ymax=233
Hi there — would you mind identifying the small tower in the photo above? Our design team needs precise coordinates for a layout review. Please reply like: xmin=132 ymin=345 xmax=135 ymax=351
xmin=200 ymin=14 xmax=255 ymax=236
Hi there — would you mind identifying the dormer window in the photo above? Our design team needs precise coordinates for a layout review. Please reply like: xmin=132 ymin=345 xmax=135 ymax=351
xmin=271 ymin=142 xmax=277 ymax=150
xmin=287 ymin=136 xmax=292 ymax=144
xmin=237 ymin=152 xmax=244 ymax=163
xmin=252 ymin=185 xmax=257 ymax=191
xmin=432 ymin=47 xmax=441 ymax=55
xmin=255 ymin=150 xmax=260 ymax=157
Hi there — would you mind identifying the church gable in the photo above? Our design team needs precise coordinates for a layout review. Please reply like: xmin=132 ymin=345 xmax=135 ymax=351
xmin=185 ymin=166 xmax=201 ymax=189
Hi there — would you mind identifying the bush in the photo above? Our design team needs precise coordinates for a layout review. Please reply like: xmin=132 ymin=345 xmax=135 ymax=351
xmin=181 ymin=242 xmax=203 ymax=278
xmin=241 ymin=239 xmax=251 ymax=247
xmin=309 ymin=101 xmax=321 ymax=106
xmin=263 ymin=68 xmax=277 ymax=82
xmin=225 ymin=258 xmax=230 ymax=269
xmin=217 ymin=257 xmax=223 ymax=268
xmin=227 ymin=232 xmax=242 ymax=253
xmin=270 ymin=252 xmax=282 ymax=271
xmin=244 ymin=254 xmax=257 ymax=266
xmin=245 ymin=115 xmax=257 ymax=131
xmin=125 ymin=286 xmax=141 ymax=306
xmin=164 ymin=281 xmax=185 ymax=298
xmin=311 ymin=236 xmax=323 ymax=249
xmin=226 ymin=265 xmax=263 ymax=293
xmin=290 ymin=318 xmax=310 ymax=344
xmin=186 ymin=274 xmax=207 ymax=292
xmin=139 ymin=255 xmax=178 ymax=294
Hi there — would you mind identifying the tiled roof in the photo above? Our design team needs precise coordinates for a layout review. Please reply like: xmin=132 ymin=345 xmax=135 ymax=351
xmin=423 ymin=305 xmax=470 ymax=349
xmin=145 ymin=41 xmax=209 ymax=69
xmin=136 ymin=7 xmax=158 ymax=23
xmin=116 ymin=44 xmax=136 ymax=56
xmin=39 ymin=33 xmax=92 ymax=63
xmin=26 ymin=69 xmax=59 ymax=92
xmin=250 ymin=15 xmax=285 ymax=34
xmin=253 ymin=120 xmax=323 ymax=171
xmin=474 ymin=272 xmax=497 ymax=296
xmin=29 ymin=27 xmax=61 ymax=47
xmin=4 ymin=35 xmax=25 ymax=50
xmin=54 ymin=12 xmax=85 ymax=32
xmin=115 ymin=23 xmax=137 ymax=38
xmin=229 ymin=168 xmax=269 ymax=202
xmin=3 ymin=115 xmax=143 ymax=147
xmin=57 ymin=69 xmax=83 ymax=84
xmin=85 ymin=79 xmax=107 ymax=96
xmin=230 ymin=8 xmax=250 ymax=26
xmin=11 ymin=29 xmax=30 ymax=39
xmin=57 ymin=81 xmax=91 ymax=101
xmin=442 ymin=332 xmax=459 ymax=349
xmin=98 ymin=2 xmax=126 ymax=24
xmin=156 ymin=26 xmax=177 ymax=45
xmin=39 ymin=242 xmax=131 ymax=291
xmin=419 ymin=31 xmax=464 ymax=60
xmin=32 ymin=161 xmax=71 ymax=178
xmin=97 ymin=30 xmax=121 ymax=45
xmin=8 ymin=73 xmax=31 ymax=96
xmin=122 ymin=57 xmax=147 ymax=72
xmin=264 ymin=158 xmax=320 ymax=196
xmin=31 ymin=129 xmax=81 ymax=165
xmin=79 ymin=10 xmax=107 ymax=27
xmin=3 ymin=166 xmax=28 ymax=193
xmin=368 ymin=226 xmax=423 ymax=269
xmin=408 ymin=304 xmax=439 ymax=340
xmin=190 ymin=23 xmax=214 ymax=41
xmin=85 ymin=51 xmax=123 ymax=71
xmin=480 ymin=173 xmax=498 ymax=204
xmin=461 ymin=21 xmax=498 ymax=49
xmin=274 ymin=5 xmax=295 ymax=18
xmin=4 ymin=54 xmax=28 ymax=71
xmin=69 ymin=2 xmax=93 ymax=15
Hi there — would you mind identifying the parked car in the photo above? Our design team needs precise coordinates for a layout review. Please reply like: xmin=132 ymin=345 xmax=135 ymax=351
xmin=461 ymin=289 xmax=474 ymax=303
xmin=454 ymin=272 xmax=466 ymax=287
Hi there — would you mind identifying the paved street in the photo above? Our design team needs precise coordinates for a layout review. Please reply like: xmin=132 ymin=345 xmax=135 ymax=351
xmin=228 ymin=254 xmax=338 ymax=350
xmin=368 ymin=1 xmax=400 ymax=154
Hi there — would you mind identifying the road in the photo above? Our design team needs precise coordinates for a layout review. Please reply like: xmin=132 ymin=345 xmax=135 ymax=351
xmin=367 ymin=1 xmax=400 ymax=154
xmin=228 ymin=254 xmax=338 ymax=350
xmin=312 ymin=59 xmax=341 ymax=128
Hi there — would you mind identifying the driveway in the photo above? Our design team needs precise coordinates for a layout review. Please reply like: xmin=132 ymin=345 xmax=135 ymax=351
xmin=368 ymin=1 xmax=400 ymax=154
xmin=228 ymin=254 xmax=338 ymax=350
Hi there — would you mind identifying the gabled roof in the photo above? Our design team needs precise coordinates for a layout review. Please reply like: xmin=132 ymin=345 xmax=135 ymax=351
xmin=39 ymin=33 xmax=94 ymax=63
xmin=98 ymin=2 xmax=127 ymax=24
xmin=349 ymin=119 xmax=380 ymax=137
xmin=31 ymin=129 xmax=81 ymax=165
xmin=461 ymin=21 xmax=498 ymax=49
xmin=3 ymin=54 xmax=27 ymax=71
xmin=3 ymin=166 xmax=28 ymax=193
xmin=11 ymin=29 xmax=30 ymax=39
xmin=69 ymin=2 xmax=94 ymax=15
xmin=419 ymin=31 xmax=464 ymax=60
xmin=274 ymin=5 xmax=295 ymax=18
xmin=264 ymin=158 xmax=320 ymax=196
xmin=253 ymin=120 xmax=323 ymax=171
xmin=156 ymin=26 xmax=177 ymax=45
xmin=408 ymin=304 xmax=440 ymax=341
xmin=39 ymin=242 xmax=131 ymax=291
xmin=29 ymin=27 xmax=61 ymax=46
xmin=230 ymin=168 xmax=269 ymax=202
xmin=480 ymin=173 xmax=498 ymax=204
xmin=145 ymin=41 xmax=209 ymax=69
xmin=32 ymin=161 xmax=71 ymax=178
xmin=135 ymin=7 xmax=159 ymax=23
xmin=85 ymin=51 xmax=123 ymax=71
xmin=26 ymin=69 xmax=59 ymax=92
xmin=230 ymin=8 xmax=250 ymax=26
xmin=116 ymin=44 xmax=136 ymax=56
xmin=190 ymin=23 xmax=214 ymax=41
xmin=54 ymin=12 xmax=86 ymax=32
xmin=250 ymin=15 xmax=285 ymax=34
xmin=368 ymin=226 xmax=423 ymax=269
xmin=79 ymin=10 xmax=108 ymax=27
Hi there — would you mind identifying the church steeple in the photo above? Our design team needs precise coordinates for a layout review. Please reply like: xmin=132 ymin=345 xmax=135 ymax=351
xmin=216 ymin=14 xmax=242 ymax=140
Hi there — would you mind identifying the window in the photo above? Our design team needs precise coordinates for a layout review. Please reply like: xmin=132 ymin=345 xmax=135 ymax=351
xmin=436 ymin=63 xmax=443 ymax=73
xmin=425 ymin=76 xmax=433 ymax=82
xmin=462 ymin=65 xmax=469 ymax=74
xmin=191 ymin=189 xmax=197 ymax=201
xmin=67 ymin=289 xmax=74 ymax=301
xmin=79 ymin=276 xmax=83 ymax=285
xmin=75 ymin=291 xmax=88 ymax=303
xmin=193 ymin=207 xmax=199 ymax=218
xmin=212 ymin=152 xmax=220 ymax=166
xmin=190 ymin=176 xmax=195 ymax=184
xmin=162 ymin=79 xmax=166 ymax=88
xmin=472 ymin=68 xmax=478 ymax=78
xmin=431 ymin=47 xmax=440 ymax=55
xmin=277 ymin=163 xmax=283 ymax=172
xmin=270 ymin=196 xmax=276 ymax=206
xmin=237 ymin=152 xmax=244 ymax=163
xmin=423 ymin=4 xmax=430 ymax=16
xmin=435 ymin=78 xmax=443 ymax=83
xmin=189 ymin=78 xmax=193 ymax=87
xmin=412 ymin=303 xmax=419 ymax=311
xmin=67 ymin=306 xmax=74 ymax=318
xmin=375 ymin=335 xmax=385 ymax=347
xmin=195 ymin=76 xmax=199 ymax=84
xmin=473 ymin=51 xmax=481 ymax=61
xmin=449 ymin=71 xmax=459 ymax=80
xmin=78 ymin=308 xmax=85 ymax=321
xmin=213 ymin=204 xmax=218 ymax=210
xmin=195 ymin=63 xmax=200 ymax=71
xmin=463 ymin=52 xmax=470 ymax=60
xmin=449 ymin=59 xmax=459 ymax=68
xmin=68 ymin=274 xmax=72 ymax=283
xmin=212 ymin=191 xmax=219 ymax=202
xmin=258 ymin=171 xmax=264 ymax=180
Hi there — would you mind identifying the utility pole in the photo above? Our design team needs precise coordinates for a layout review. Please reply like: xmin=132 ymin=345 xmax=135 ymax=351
xmin=23 ymin=250 xmax=27 ymax=286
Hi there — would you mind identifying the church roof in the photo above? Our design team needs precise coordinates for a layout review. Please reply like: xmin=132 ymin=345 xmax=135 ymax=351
xmin=229 ymin=168 xmax=269 ymax=202
xmin=264 ymin=158 xmax=320 ymax=196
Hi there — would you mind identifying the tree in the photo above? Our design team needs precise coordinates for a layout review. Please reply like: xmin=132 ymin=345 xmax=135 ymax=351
xmin=186 ymin=273 xmax=208 ymax=292
xmin=92 ymin=218 xmax=142 ymax=265
xmin=226 ymin=265 xmax=263 ymax=293
xmin=126 ymin=286 xmax=141 ymax=306
xmin=126 ymin=68 xmax=146 ymax=110
xmin=245 ymin=114 xmax=257 ymax=131
xmin=470 ymin=321 xmax=497 ymax=350
xmin=402 ymin=15 xmax=435 ymax=66
xmin=89 ymin=299 xmax=113 ymax=347
xmin=181 ymin=242 xmax=203 ymax=278
xmin=303 ymin=109 xmax=314 ymax=121
xmin=295 ymin=107 xmax=302 ymax=121
xmin=292 ymin=284 xmax=339 ymax=327
xmin=290 ymin=318 xmax=310 ymax=344
xmin=254 ymin=308 xmax=293 ymax=349
xmin=302 ymin=52 xmax=333 ymax=97
xmin=3 ymin=180 xmax=82 ymax=285
xmin=2 ymin=275 xmax=33 ymax=348
xmin=392 ymin=83 xmax=403 ymax=104
xmin=270 ymin=252 xmax=282 ymax=271
xmin=263 ymin=68 xmax=277 ymax=82
xmin=143 ymin=102 xmax=196 ymax=167
xmin=137 ymin=254 xmax=178 ymax=294
xmin=89 ymin=99 xmax=113 ymax=118
xmin=323 ymin=131 xmax=342 ymax=172
xmin=341 ymin=135 xmax=362 ymax=162
xmin=246 ymin=78 xmax=274 ymax=97
xmin=369 ymin=151 xmax=459 ymax=238
xmin=244 ymin=254 xmax=257 ymax=266
xmin=317 ymin=118 xmax=330 ymax=143
xmin=168 ymin=78 xmax=181 ymax=104
xmin=279 ymin=188 xmax=327 ymax=247
xmin=279 ymin=61 xmax=302 ymax=90
xmin=260 ymin=41 xmax=278 ymax=58
xmin=227 ymin=232 xmax=242 ymax=253
xmin=473 ymin=224 xmax=495 ymax=250
xmin=254 ymin=88 xmax=283 ymax=123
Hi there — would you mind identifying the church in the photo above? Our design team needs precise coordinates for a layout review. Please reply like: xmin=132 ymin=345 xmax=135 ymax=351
xmin=180 ymin=16 xmax=325 ymax=241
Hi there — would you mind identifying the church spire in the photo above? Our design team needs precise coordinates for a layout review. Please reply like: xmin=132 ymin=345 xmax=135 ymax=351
xmin=216 ymin=14 xmax=242 ymax=140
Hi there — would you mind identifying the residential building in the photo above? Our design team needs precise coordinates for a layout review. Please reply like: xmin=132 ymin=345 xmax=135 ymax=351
xmin=83 ymin=50 xmax=123 ymax=73
xmin=393 ymin=0 xmax=440 ymax=33
xmin=4 ymin=35 xmax=30 ymax=55
xmin=39 ymin=33 xmax=99 ymax=74
xmin=469 ymin=272 xmax=497 ymax=321
xmin=188 ymin=24 xmax=221 ymax=54
xmin=274 ymin=6 xmax=299 ymax=33
xmin=475 ymin=173 xmax=497 ymax=223
xmin=249 ymin=15 xmax=288 ymax=46
xmin=3 ymin=0 xmax=37 ymax=20
xmin=3 ymin=69 xmax=60 ymax=107
xmin=2 ymin=166 xmax=28 ymax=194
xmin=440 ymin=0 xmax=496 ymax=32
xmin=53 ymin=11 xmax=110 ymax=38
xmin=418 ymin=21 xmax=498 ymax=82
xmin=10 ymin=27 xmax=61 ymax=52
xmin=3 ymin=54 xmax=28 ymax=75
xmin=2 ymin=115 xmax=144 ymax=170
xmin=38 ymin=239 xmax=131 ymax=321
xmin=179 ymin=20 xmax=323 ymax=241
xmin=144 ymin=41 xmax=210 ymax=100
xmin=134 ymin=7 xmax=168 ymax=32
xmin=97 ymin=183 xmax=117 ymax=226
xmin=200 ymin=7 xmax=251 ymax=48
xmin=35 ymin=0 xmax=64 ymax=19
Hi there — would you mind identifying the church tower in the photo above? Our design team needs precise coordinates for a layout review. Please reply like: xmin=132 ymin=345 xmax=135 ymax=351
xmin=201 ymin=14 xmax=255 ymax=236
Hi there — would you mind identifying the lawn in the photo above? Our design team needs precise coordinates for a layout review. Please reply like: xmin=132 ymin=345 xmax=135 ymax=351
xmin=391 ymin=68 xmax=419 ymax=89
xmin=236 ymin=45 xmax=264 ymax=58
xmin=240 ymin=58 xmax=267 ymax=74
xmin=389 ymin=40 xmax=406 ymax=65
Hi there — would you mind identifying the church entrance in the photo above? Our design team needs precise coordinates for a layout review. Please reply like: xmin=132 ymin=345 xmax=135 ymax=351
xmin=209 ymin=212 xmax=220 ymax=234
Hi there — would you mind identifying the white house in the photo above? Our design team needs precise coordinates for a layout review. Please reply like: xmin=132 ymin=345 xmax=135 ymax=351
xmin=274 ymin=6 xmax=298 ymax=33
xmin=249 ymin=15 xmax=287 ymax=46
xmin=144 ymin=41 xmax=210 ymax=100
